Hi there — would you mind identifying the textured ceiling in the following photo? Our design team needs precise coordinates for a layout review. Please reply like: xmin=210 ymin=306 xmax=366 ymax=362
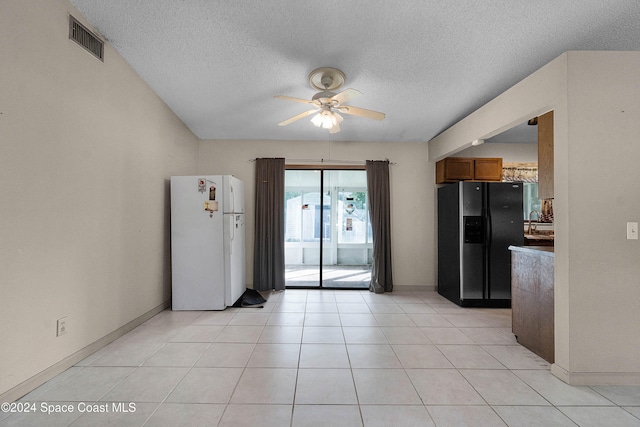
xmin=69 ymin=0 xmax=640 ymax=143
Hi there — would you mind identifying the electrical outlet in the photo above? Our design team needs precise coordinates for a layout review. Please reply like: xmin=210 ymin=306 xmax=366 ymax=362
xmin=56 ymin=317 xmax=67 ymax=337
xmin=627 ymin=222 xmax=638 ymax=240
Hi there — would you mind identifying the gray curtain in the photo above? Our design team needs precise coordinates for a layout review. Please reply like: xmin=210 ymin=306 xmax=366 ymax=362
xmin=366 ymin=160 xmax=393 ymax=293
xmin=253 ymin=158 xmax=286 ymax=291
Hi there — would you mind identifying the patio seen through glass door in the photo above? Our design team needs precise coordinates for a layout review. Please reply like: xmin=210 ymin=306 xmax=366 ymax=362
xmin=284 ymin=169 xmax=372 ymax=289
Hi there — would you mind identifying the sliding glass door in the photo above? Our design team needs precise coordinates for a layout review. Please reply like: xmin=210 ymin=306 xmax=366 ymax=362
xmin=284 ymin=168 xmax=372 ymax=289
xmin=284 ymin=170 xmax=322 ymax=287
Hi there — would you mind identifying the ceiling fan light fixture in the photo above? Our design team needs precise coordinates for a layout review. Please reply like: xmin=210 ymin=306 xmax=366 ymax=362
xmin=311 ymin=110 xmax=342 ymax=132
xmin=310 ymin=112 xmax=323 ymax=128
xmin=323 ymin=113 xmax=334 ymax=129
xmin=276 ymin=67 xmax=383 ymax=134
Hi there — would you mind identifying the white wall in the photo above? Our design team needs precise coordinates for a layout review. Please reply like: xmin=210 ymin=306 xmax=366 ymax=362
xmin=429 ymin=51 xmax=640 ymax=385
xmin=198 ymin=139 xmax=433 ymax=289
xmin=0 ymin=0 xmax=199 ymax=398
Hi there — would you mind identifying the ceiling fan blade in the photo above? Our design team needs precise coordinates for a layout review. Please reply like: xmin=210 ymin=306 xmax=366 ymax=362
xmin=278 ymin=109 xmax=318 ymax=126
xmin=331 ymin=88 xmax=362 ymax=105
xmin=274 ymin=95 xmax=317 ymax=105
xmin=338 ymin=105 xmax=385 ymax=121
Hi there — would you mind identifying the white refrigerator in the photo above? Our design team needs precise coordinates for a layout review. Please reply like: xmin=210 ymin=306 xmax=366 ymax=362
xmin=170 ymin=175 xmax=246 ymax=310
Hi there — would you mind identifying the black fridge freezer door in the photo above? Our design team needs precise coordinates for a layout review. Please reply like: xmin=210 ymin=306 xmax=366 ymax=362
xmin=487 ymin=182 xmax=524 ymax=300
xmin=460 ymin=183 xmax=485 ymax=301
xmin=464 ymin=216 xmax=484 ymax=243
xmin=461 ymin=215 xmax=485 ymax=300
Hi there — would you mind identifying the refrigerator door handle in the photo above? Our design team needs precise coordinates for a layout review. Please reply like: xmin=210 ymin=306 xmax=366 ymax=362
xmin=229 ymin=216 xmax=235 ymax=255
xmin=485 ymin=211 xmax=492 ymax=299
xmin=230 ymin=183 xmax=235 ymax=213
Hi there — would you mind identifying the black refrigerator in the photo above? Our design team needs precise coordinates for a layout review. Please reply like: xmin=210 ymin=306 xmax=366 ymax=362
xmin=438 ymin=181 xmax=523 ymax=307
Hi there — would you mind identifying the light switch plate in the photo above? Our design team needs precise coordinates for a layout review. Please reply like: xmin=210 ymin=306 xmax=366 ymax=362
xmin=627 ymin=222 xmax=638 ymax=240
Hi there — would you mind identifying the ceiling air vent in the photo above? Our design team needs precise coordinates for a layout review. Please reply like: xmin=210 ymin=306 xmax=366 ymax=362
xmin=69 ymin=15 xmax=104 ymax=61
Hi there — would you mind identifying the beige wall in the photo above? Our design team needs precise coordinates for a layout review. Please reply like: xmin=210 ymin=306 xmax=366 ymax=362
xmin=565 ymin=52 xmax=640 ymax=381
xmin=429 ymin=51 xmax=640 ymax=385
xmin=0 ymin=0 xmax=199 ymax=398
xmin=198 ymin=139 xmax=433 ymax=289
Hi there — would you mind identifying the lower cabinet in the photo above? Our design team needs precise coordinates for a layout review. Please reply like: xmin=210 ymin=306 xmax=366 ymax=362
xmin=509 ymin=246 xmax=555 ymax=363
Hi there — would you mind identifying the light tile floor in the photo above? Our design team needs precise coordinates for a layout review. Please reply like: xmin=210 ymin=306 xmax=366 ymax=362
xmin=3 ymin=290 xmax=640 ymax=426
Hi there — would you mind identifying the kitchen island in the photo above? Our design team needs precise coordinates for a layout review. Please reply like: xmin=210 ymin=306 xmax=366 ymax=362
xmin=508 ymin=245 xmax=554 ymax=363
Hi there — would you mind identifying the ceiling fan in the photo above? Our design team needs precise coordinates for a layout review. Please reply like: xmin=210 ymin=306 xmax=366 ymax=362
xmin=275 ymin=67 xmax=385 ymax=133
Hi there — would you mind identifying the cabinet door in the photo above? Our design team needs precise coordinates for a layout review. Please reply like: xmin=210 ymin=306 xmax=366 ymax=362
xmin=474 ymin=158 xmax=503 ymax=181
xmin=445 ymin=158 xmax=474 ymax=181
xmin=436 ymin=158 xmax=475 ymax=183
xmin=538 ymin=111 xmax=554 ymax=199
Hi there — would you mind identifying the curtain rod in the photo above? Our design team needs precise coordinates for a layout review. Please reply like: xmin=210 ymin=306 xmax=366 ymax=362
xmin=249 ymin=158 xmax=396 ymax=165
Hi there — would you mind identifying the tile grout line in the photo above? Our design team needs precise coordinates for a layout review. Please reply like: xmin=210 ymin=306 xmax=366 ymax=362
xmin=339 ymin=300 xmax=366 ymax=426
xmin=288 ymin=292 xmax=309 ymax=427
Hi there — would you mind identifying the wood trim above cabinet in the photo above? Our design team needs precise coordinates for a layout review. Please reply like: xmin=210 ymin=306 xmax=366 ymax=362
xmin=436 ymin=157 xmax=503 ymax=184
xmin=537 ymin=111 xmax=554 ymax=199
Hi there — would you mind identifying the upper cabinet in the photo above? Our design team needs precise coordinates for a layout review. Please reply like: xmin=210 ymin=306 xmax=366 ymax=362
xmin=537 ymin=111 xmax=554 ymax=199
xmin=474 ymin=158 xmax=504 ymax=181
xmin=436 ymin=157 xmax=503 ymax=184
xmin=436 ymin=158 xmax=474 ymax=182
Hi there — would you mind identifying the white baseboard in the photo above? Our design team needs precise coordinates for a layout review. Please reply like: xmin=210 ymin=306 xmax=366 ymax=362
xmin=0 ymin=300 xmax=169 ymax=403
xmin=552 ymin=364 xmax=640 ymax=385
xmin=551 ymin=364 xmax=571 ymax=383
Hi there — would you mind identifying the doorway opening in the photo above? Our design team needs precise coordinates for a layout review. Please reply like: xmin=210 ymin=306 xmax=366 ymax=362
xmin=284 ymin=168 xmax=372 ymax=289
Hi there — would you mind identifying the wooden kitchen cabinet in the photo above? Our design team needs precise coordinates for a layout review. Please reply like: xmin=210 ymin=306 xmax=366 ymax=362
xmin=436 ymin=158 xmax=474 ymax=183
xmin=537 ymin=111 xmax=554 ymax=199
xmin=474 ymin=158 xmax=503 ymax=181
xmin=509 ymin=245 xmax=555 ymax=363
xmin=436 ymin=157 xmax=502 ymax=184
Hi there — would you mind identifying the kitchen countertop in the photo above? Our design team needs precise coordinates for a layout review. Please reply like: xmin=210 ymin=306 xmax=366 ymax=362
xmin=524 ymin=233 xmax=554 ymax=241
xmin=508 ymin=245 xmax=555 ymax=256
